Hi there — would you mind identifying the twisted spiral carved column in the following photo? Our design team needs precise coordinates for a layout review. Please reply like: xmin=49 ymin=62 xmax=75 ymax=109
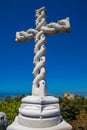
xmin=32 ymin=7 xmax=47 ymax=96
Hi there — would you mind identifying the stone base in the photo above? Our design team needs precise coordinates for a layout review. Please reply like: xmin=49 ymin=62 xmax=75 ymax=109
xmin=7 ymin=96 xmax=72 ymax=130
xmin=7 ymin=116 xmax=72 ymax=130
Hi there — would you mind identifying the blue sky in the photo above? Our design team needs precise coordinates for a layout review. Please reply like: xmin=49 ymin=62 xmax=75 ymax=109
xmin=0 ymin=0 xmax=87 ymax=96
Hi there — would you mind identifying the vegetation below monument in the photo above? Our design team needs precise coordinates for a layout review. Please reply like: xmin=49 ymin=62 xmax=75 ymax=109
xmin=0 ymin=95 xmax=87 ymax=130
xmin=59 ymin=95 xmax=87 ymax=129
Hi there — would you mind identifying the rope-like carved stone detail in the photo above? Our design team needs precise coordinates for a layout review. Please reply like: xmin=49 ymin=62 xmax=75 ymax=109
xmin=32 ymin=7 xmax=47 ymax=96
xmin=32 ymin=32 xmax=47 ymax=96
xmin=15 ymin=29 xmax=38 ymax=43
xmin=41 ymin=17 xmax=70 ymax=35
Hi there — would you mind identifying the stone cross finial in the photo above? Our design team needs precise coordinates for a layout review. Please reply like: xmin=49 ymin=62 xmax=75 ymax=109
xmin=16 ymin=7 xmax=70 ymax=97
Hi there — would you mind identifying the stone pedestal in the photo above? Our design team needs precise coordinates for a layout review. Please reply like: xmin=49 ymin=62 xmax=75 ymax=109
xmin=7 ymin=96 xmax=72 ymax=130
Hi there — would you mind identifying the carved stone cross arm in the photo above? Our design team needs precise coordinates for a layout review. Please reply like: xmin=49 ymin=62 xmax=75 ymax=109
xmin=15 ymin=29 xmax=38 ymax=43
xmin=15 ymin=15 xmax=70 ymax=42
xmin=41 ymin=17 xmax=70 ymax=35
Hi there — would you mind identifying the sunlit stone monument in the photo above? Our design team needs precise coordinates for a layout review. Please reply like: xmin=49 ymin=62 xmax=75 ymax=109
xmin=7 ymin=7 xmax=72 ymax=130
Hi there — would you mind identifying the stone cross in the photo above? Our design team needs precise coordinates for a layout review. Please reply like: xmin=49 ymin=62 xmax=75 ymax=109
xmin=16 ymin=7 xmax=70 ymax=97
